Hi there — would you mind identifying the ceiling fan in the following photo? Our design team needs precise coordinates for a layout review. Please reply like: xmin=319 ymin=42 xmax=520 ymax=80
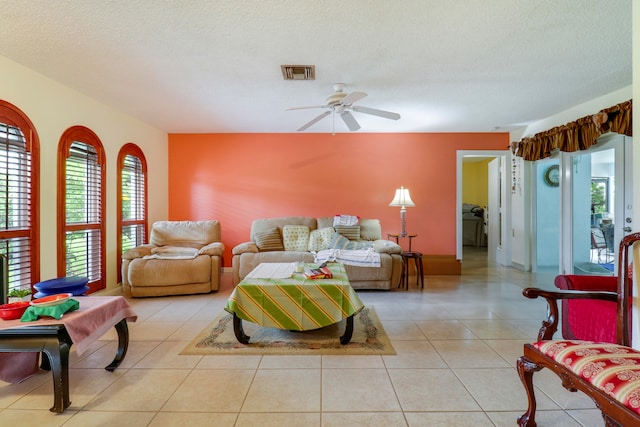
xmin=287 ymin=83 xmax=401 ymax=132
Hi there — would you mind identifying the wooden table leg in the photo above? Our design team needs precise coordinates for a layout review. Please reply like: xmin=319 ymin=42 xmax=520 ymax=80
xmin=106 ymin=319 xmax=129 ymax=371
xmin=233 ymin=313 xmax=250 ymax=344
xmin=340 ymin=314 xmax=354 ymax=345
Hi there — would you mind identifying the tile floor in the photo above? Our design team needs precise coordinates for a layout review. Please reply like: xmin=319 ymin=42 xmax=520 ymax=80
xmin=0 ymin=248 xmax=605 ymax=426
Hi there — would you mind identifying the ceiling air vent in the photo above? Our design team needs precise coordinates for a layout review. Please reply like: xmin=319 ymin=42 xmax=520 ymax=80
xmin=281 ymin=65 xmax=315 ymax=80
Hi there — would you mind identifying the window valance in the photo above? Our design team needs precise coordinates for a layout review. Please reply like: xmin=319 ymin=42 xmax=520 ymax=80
xmin=511 ymin=100 xmax=632 ymax=161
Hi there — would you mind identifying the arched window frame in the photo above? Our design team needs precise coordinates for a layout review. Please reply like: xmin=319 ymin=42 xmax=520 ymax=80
xmin=0 ymin=100 xmax=40 ymax=293
xmin=116 ymin=143 xmax=148 ymax=283
xmin=57 ymin=126 xmax=106 ymax=293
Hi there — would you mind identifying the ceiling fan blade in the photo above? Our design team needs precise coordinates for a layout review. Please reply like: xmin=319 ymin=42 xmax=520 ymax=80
xmin=286 ymin=105 xmax=325 ymax=111
xmin=351 ymin=105 xmax=401 ymax=120
xmin=340 ymin=111 xmax=361 ymax=131
xmin=340 ymin=91 xmax=367 ymax=106
xmin=297 ymin=111 xmax=331 ymax=131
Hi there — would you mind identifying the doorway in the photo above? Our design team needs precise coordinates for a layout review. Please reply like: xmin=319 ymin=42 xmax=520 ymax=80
xmin=456 ymin=150 xmax=512 ymax=267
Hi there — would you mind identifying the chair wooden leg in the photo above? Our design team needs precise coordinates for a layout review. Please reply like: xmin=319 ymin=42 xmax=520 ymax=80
xmin=517 ymin=355 xmax=542 ymax=427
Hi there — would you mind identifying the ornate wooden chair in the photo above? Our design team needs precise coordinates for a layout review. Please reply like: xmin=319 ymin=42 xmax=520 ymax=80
xmin=517 ymin=232 xmax=640 ymax=427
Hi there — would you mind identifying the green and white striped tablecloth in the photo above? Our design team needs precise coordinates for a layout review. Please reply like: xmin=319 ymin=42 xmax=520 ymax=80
xmin=225 ymin=263 xmax=364 ymax=331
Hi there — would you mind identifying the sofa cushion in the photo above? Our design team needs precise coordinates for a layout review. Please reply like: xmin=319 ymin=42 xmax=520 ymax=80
xmin=282 ymin=225 xmax=310 ymax=251
xmin=308 ymin=227 xmax=335 ymax=251
xmin=330 ymin=233 xmax=373 ymax=250
xmin=254 ymin=227 xmax=284 ymax=252
xmin=149 ymin=220 xmax=221 ymax=247
xmin=359 ymin=218 xmax=383 ymax=241
xmin=334 ymin=225 xmax=360 ymax=240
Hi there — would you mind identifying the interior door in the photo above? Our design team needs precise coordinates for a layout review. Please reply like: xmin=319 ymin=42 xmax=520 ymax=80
xmin=488 ymin=157 xmax=510 ymax=265
xmin=564 ymin=134 xmax=633 ymax=275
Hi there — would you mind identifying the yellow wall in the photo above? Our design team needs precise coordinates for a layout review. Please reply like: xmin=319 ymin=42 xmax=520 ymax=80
xmin=0 ymin=55 xmax=168 ymax=289
xmin=462 ymin=159 xmax=491 ymax=208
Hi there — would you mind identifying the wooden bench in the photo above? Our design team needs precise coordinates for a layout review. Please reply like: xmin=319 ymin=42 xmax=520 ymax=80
xmin=517 ymin=232 xmax=640 ymax=427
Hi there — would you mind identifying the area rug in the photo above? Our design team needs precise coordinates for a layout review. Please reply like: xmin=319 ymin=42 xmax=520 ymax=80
xmin=180 ymin=306 xmax=395 ymax=355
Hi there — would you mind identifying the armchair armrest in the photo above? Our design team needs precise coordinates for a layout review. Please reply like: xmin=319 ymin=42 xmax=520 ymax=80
xmin=199 ymin=242 xmax=225 ymax=257
xmin=232 ymin=242 xmax=259 ymax=255
xmin=522 ymin=287 xmax=618 ymax=341
xmin=122 ymin=244 xmax=155 ymax=260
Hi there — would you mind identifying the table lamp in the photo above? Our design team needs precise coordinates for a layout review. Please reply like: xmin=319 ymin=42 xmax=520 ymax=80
xmin=389 ymin=186 xmax=415 ymax=237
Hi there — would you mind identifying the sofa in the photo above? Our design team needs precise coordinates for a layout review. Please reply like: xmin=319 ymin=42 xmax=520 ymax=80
xmin=231 ymin=216 xmax=403 ymax=290
xmin=121 ymin=220 xmax=224 ymax=297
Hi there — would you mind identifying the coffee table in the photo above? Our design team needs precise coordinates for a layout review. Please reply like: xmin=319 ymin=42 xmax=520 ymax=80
xmin=0 ymin=296 xmax=137 ymax=412
xmin=225 ymin=262 xmax=364 ymax=345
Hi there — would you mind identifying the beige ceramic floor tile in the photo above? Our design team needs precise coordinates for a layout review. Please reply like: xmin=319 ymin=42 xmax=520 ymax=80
xmin=71 ymin=340 xmax=161 ymax=369
xmin=322 ymin=411 xmax=407 ymax=427
xmin=388 ymin=368 xmax=482 ymax=412
xmin=0 ymin=370 xmax=51 ymax=408
xmin=566 ymin=409 xmax=606 ymax=427
xmin=454 ymin=367 xmax=561 ymax=412
xmin=380 ymin=320 xmax=428 ymax=340
xmin=63 ymin=410 xmax=156 ymax=426
xmin=321 ymin=355 xmax=385 ymax=369
xmin=487 ymin=410 xmax=583 ymax=427
xmin=404 ymin=411 xmax=494 ymax=427
xmin=0 ymin=408 xmax=76 ymax=426
xmin=414 ymin=319 xmax=479 ymax=340
xmin=236 ymin=412 xmax=320 ymax=427
xmin=382 ymin=340 xmax=448 ymax=369
xmin=322 ymin=368 xmax=401 ymax=412
xmin=242 ymin=369 xmax=320 ymax=412
xmin=149 ymin=412 xmax=238 ymax=427
xmin=195 ymin=354 xmax=262 ymax=369
xmin=259 ymin=355 xmax=321 ymax=369
xmin=162 ymin=369 xmax=255 ymax=412
xmin=10 ymin=368 xmax=125 ymax=411
xmin=483 ymin=338 xmax=531 ymax=368
xmin=84 ymin=369 xmax=190 ymax=411
xmin=533 ymin=369 xmax=599 ymax=410
xmin=132 ymin=340 xmax=202 ymax=369
xmin=165 ymin=319 xmax=213 ymax=341
xmin=127 ymin=321 xmax=182 ymax=341
xmin=460 ymin=319 xmax=531 ymax=339
xmin=431 ymin=339 xmax=510 ymax=368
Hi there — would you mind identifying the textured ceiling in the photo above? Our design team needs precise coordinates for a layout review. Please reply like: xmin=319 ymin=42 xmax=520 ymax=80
xmin=0 ymin=0 xmax=632 ymax=134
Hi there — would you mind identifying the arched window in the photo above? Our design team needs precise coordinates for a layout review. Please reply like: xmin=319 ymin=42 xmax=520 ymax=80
xmin=0 ymin=100 xmax=40 ymax=294
xmin=57 ymin=126 xmax=106 ymax=293
xmin=117 ymin=143 xmax=148 ymax=283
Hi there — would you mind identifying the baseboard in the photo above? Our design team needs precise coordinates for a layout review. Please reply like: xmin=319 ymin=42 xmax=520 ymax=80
xmin=423 ymin=255 xmax=461 ymax=275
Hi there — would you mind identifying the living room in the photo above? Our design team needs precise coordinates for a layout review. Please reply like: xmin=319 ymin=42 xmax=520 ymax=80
xmin=0 ymin=2 xmax=637 ymax=425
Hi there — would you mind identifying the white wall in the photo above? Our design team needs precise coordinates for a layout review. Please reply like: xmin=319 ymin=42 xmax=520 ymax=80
xmin=0 ymin=55 xmax=168 ymax=289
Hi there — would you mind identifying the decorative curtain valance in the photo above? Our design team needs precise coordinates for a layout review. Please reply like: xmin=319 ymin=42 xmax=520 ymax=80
xmin=511 ymin=99 xmax=632 ymax=161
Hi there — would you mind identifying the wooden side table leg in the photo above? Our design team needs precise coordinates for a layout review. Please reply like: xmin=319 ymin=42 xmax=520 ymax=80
xmin=418 ymin=255 xmax=424 ymax=288
xmin=233 ymin=312 xmax=250 ymax=344
xmin=106 ymin=319 xmax=129 ymax=371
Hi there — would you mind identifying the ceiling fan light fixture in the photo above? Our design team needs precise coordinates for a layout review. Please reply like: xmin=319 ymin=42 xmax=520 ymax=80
xmin=281 ymin=65 xmax=315 ymax=80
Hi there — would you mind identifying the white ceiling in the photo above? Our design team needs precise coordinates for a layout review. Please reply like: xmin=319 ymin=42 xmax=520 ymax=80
xmin=0 ymin=0 xmax=631 ymax=134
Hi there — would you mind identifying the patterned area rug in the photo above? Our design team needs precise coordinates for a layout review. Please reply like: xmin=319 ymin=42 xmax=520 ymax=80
xmin=180 ymin=306 xmax=395 ymax=355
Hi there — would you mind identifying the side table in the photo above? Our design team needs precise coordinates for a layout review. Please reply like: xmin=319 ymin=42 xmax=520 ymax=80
xmin=401 ymin=251 xmax=424 ymax=290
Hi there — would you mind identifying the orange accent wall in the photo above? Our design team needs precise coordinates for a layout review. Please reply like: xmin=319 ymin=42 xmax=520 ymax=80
xmin=168 ymin=133 xmax=508 ymax=266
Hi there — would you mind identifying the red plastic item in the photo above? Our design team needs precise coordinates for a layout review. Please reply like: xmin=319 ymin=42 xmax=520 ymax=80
xmin=0 ymin=301 xmax=30 ymax=320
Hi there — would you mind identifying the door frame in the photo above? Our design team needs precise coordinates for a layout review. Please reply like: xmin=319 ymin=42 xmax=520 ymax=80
xmin=456 ymin=150 xmax=512 ymax=263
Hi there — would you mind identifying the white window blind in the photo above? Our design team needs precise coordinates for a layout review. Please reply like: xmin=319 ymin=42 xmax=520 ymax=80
xmin=121 ymin=153 xmax=146 ymax=253
xmin=0 ymin=122 xmax=33 ymax=291
xmin=65 ymin=141 xmax=102 ymax=281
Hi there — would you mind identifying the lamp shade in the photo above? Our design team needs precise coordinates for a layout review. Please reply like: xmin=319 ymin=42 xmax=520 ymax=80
xmin=388 ymin=186 xmax=415 ymax=207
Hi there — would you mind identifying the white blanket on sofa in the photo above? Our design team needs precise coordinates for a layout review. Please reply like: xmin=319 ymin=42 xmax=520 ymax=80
xmin=143 ymin=246 xmax=199 ymax=260
xmin=314 ymin=248 xmax=381 ymax=267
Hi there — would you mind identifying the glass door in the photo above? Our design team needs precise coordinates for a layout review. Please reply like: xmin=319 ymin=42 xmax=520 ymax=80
xmin=564 ymin=134 xmax=633 ymax=275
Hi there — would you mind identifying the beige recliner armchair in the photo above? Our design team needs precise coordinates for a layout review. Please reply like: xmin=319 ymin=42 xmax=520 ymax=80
xmin=121 ymin=220 xmax=224 ymax=297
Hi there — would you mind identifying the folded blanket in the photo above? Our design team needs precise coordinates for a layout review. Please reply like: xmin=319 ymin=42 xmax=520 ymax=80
xmin=315 ymin=248 xmax=381 ymax=267
xmin=143 ymin=246 xmax=199 ymax=260
xmin=333 ymin=214 xmax=360 ymax=226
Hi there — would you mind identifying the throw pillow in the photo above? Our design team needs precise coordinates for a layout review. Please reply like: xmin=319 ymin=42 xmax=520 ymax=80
xmin=282 ymin=225 xmax=310 ymax=251
xmin=334 ymin=225 xmax=360 ymax=240
xmin=333 ymin=214 xmax=360 ymax=226
xmin=308 ymin=227 xmax=335 ymax=251
xmin=329 ymin=232 xmax=373 ymax=250
xmin=254 ymin=227 xmax=284 ymax=252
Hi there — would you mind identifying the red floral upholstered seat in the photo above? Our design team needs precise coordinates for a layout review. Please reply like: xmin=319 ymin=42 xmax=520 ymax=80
xmin=534 ymin=340 xmax=640 ymax=415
